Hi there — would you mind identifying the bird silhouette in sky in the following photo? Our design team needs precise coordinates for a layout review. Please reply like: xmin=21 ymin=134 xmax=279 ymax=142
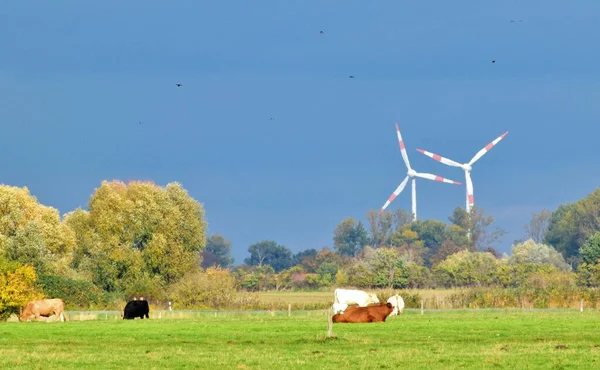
xmin=176 ymin=83 xmax=182 ymax=87
xmin=320 ymin=30 xmax=324 ymax=35
xmin=349 ymin=75 xmax=355 ymax=78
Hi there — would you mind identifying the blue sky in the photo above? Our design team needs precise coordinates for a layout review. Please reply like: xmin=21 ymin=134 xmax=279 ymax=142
xmin=1 ymin=1 xmax=599 ymax=264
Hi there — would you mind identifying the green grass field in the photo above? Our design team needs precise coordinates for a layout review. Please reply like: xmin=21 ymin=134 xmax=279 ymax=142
xmin=2 ymin=309 xmax=599 ymax=369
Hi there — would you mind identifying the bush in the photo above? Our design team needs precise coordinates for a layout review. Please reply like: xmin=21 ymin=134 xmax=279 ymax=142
xmin=168 ymin=266 xmax=240 ymax=309
xmin=36 ymin=275 xmax=105 ymax=309
xmin=0 ymin=260 xmax=44 ymax=320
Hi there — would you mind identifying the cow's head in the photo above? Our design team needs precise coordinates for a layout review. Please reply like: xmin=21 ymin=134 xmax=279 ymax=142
xmin=369 ymin=293 xmax=380 ymax=304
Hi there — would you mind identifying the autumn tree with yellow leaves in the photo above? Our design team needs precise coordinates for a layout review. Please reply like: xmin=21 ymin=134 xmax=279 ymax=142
xmin=64 ymin=180 xmax=207 ymax=293
xmin=0 ymin=185 xmax=76 ymax=276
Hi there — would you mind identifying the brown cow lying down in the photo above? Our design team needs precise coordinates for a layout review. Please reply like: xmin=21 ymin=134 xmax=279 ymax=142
xmin=19 ymin=298 xmax=66 ymax=322
xmin=332 ymin=302 xmax=394 ymax=323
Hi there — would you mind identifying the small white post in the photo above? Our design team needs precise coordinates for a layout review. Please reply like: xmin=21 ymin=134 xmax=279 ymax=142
xmin=288 ymin=304 xmax=291 ymax=317
xmin=421 ymin=300 xmax=424 ymax=315
xmin=327 ymin=308 xmax=334 ymax=338
xmin=580 ymin=299 xmax=584 ymax=312
xmin=168 ymin=301 xmax=172 ymax=312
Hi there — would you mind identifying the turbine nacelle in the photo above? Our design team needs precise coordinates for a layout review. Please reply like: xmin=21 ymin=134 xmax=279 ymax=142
xmin=407 ymin=169 xmax=417 ymax=178
xmin=462 ymin=164 xmax=472 ymax=172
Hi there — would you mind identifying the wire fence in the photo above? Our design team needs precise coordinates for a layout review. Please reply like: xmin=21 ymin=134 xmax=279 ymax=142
xmin=62 ymin=308 xmax=330 ymax=321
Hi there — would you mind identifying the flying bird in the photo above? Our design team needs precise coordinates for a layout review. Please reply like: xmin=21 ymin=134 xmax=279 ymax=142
xmin=269 ymin=117 xmax=275 ymax=120
xmin=349 ymin=75 xmax=355 ymax=78
xmin=176 ymin=83 xmax=182 ymax=87
xmin=491 ymin=60 xmax=496 ymax=63
xmin=320 ymin=30 xmax=324 ymax=35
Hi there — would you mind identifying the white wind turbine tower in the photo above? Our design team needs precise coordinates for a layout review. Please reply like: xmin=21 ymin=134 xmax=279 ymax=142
xmin=381 ymin=123 xmax=462 ymax=221
xmin=417 ymin=131 xmax=508 ymax=214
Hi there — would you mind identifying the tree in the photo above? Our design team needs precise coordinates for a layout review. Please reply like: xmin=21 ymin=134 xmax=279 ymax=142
xmin=64 ymin=180 xmax=207 ymax=291
xmin=293 ymin=249 xmax=318 ymax=273
xmin=365 ymin=210 xmax=394 ymax=248
xmin=0 ymin=185 xmax=76 ymax=276
xmin=315 ymin=247 xmax=342 ymax=268
xmin=368 ymin=248 xmax=407 ymax=288
xmin=333 ymin=218 xmax=368 ymax=257
xmin=508 ymin=239 xmax=571 ymax=271
xmin=430 ymin=240 xmax=465 ymax=267
xmin=433 ymin=250 xmax=499 ymax=287
xmin=579 ymin=232 xmax=600 ymax=265
xmin=202 ymin=234 xmax=234 ymax=269
xmin=0 ymin=258 xmax=44 ymax=320
xmin=524 ymin=210 xmax=552 ymax=243
xmin=394 ymin=209 xmax=414 ymax=231
xmin=244 ymin=240 xmax=294 ymax=272
xmin=545 ymin=189 xmax=600 ymax=261
xmin=444 ymin=224 xmax=470 ymax=249
xmin=449 ymin=206 xmax=507 ymax=251
xmin=410 ymin=220 xmax=447 ymax=264
xmin=390 ymin=228 xmax=427 ymax=265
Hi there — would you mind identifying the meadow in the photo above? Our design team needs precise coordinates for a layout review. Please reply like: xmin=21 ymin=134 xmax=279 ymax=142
xmin=2 ymin=308 xmax=599 ymax=369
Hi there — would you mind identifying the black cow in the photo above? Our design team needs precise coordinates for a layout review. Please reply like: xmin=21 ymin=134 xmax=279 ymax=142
xmin=123 ymin=300 xmax=150 ymax=319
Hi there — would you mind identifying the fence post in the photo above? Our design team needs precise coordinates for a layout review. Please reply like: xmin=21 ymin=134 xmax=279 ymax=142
xmin=580 ymin=299 xmax=584 ymax=312
xmin=327 ymin=308 xmax=334 ymax=338
xmin=421 ymin=300 xmax=424 ymax=315
xmin=288 ymin=303 xmax=291 ymax=317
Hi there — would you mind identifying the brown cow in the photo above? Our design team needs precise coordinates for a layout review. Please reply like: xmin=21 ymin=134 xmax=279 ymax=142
xmin=19 ymin=298 xmax=66 ymax=322
xmin=332 ymin=302 xmax=394 ymax=323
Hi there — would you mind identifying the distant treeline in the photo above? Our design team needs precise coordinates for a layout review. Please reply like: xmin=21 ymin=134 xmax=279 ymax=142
xmin=0 ymin=181 xmax=599 ymax=319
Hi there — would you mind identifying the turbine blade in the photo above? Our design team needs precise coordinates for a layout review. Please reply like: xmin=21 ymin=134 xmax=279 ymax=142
xmin=465 ymin=171 xmax=474 ymax=208
xmin=416 ymin=148 xmax=462 ymax=168
xmin=468 ymin=131 xmax=508 ymax=166
xmin=415 ymin=172 xmax=462 ymax=185
xmin=381 ymin=176 xmax=410 ymax=211
xmin=395 ymin=123 xmax=411 ymax=170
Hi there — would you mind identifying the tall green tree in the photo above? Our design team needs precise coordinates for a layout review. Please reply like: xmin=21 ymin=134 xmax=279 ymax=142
xmin=202 ymin=234 xmax=234 ymax=268
xmin=545 ymin=189 xmax=600 ymax=262
xmin=244 ymin=240 xmax=293 ymax=272
xmin=293 ymin=249 xmax=318 ymax=272
xmin=449 ymin=206 xmax=506 ymax=251
xmin=365 ymin=210 xmax=396 ymax=247
xmin=368 ymin=248 xmax=407 ymax=288
xmin=333 ymin=218 xmax=368 ymax=257
xmin=579 ymin=232 xmax=600 ymax=265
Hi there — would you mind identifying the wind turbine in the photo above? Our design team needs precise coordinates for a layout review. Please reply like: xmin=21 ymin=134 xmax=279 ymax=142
xmin=416 ymin=131 xmax=508 ymax=213
xmin=381 ymin=123 xmax=462 ymax=220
